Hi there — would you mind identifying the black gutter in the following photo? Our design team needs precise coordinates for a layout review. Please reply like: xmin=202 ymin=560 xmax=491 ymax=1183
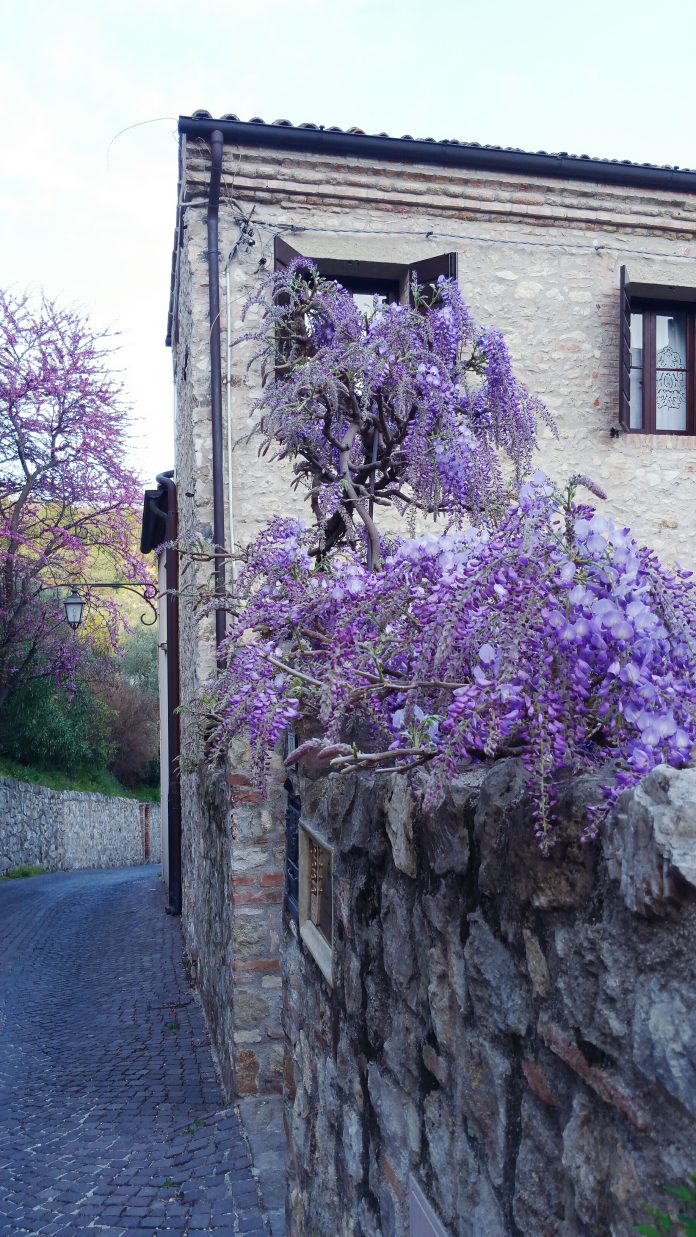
xmin=166 ymin=139 xmax=187 ymax=349
xmin=155 ymin=471 xmax=182 ymax=917
xmin=207 ymin=128 xmax=226 ymax=658
xmin=179 ymin=114 xmax=696 ymax=195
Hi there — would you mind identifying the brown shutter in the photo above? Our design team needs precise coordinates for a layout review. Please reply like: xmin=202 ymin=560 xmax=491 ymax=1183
xmin=274 ymin=235 xmax=304 ymax=271
xmin=619 ymin=265 xmax=631 ymax=430
xmin=272 ymin=237 xmax=311 ymax=378
xmin=408 ymin=251 xmax=458 ymax=306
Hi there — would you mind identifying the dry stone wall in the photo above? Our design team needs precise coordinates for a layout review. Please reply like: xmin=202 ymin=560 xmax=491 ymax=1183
xmin=283 ymin=761 xmax=696 ymax=1236
xmin=0 ymin=776 xmax=160 ymax=874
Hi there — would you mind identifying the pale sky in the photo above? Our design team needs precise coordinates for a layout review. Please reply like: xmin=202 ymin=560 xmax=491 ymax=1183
xmin=2 ymin=0 xmax=696 ymax=488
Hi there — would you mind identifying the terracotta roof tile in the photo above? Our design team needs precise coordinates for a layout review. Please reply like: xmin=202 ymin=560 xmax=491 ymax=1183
xmin=183 ymin=111 xmax=692 ymax=174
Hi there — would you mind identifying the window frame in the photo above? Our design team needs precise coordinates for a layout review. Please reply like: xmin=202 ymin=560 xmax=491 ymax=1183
xmin=298 ymin=820 xmax=334 ymax=985
xmin=273 ymin=236 xmax=458 ymax=309
xmin=334 ymin=273 xmax=400 ymax=307
xmin=620 ymin=267 xmax=696 ymax=436
xmin=629 ymin=301 xmax=696 ymax=436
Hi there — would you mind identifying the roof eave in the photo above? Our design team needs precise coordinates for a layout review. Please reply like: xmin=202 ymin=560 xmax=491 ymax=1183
xmin=178 ymin=114 xmax=696 ymax=194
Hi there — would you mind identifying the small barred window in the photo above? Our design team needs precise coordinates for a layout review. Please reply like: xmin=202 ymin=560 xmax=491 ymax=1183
xmin=298 ymin=822 xmax=334 ymax=984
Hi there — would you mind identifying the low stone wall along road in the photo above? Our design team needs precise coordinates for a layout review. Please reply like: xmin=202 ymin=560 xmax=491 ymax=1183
xmin=0 ymin=866 xmax=271 ymax=1236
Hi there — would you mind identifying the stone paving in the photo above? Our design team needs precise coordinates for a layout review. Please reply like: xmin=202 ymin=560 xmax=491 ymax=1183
xmin=0 ymin=866 xmax=275 ymax=1236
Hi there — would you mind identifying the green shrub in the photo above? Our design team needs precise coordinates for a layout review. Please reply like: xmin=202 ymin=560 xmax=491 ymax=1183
xmin=120 ymin=626 xmax=159 ymax=698
xmin=0 ymin=676 xmax=115 ymax=773
xmin=0 ymin=755 xmax=158 ymax=800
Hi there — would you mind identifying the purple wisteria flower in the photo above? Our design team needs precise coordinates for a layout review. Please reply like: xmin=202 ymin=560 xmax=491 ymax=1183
xmin=238 ymin=260 xmax=554 ymax=560
xmin=196 ymin=264 xmax=696 ymax=847
xmin=205 ymin=486 xmax=696 ymax=848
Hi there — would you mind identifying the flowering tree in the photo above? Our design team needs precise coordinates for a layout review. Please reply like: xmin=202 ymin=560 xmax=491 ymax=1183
xmin=0 ymin=291 xmax=147 ymax=707
xmin=202 ymin=262 xmax=696 ymax=845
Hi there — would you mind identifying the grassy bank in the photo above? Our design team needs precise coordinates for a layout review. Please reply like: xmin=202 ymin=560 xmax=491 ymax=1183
xmin=0 ymin=757 xmax=159 ymax=802
xmin=0 ymin=864 xmax=46 ymax=880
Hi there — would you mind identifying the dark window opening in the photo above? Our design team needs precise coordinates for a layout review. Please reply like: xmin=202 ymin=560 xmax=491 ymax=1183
xmin=284 ymin=776 xmax=300 ymax=920
xmin=334 ymin=274 xmax=400 ymax=314
xmin=274 ymin=236 xmax=457 ymax=310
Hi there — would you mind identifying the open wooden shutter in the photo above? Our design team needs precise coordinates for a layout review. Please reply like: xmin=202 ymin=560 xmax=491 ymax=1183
xmin=272 ymin=237 xmax=312 ymax=377
xmin=274 ymin=234 xmax=305 ymax=272
xmin=619 ymin=265 xmax=631 ymax=430
xmin=408 ymin=251 xmax=458 ymax=307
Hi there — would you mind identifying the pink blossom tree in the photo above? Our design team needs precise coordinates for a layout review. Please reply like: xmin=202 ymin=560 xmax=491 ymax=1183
xmin=0 ymin=290 xmax=148 ymax=707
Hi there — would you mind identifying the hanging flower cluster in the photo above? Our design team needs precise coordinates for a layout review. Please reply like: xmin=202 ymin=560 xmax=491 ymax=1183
xmin=209 ymin=476 xmax=696 ymax=847
xmin=200 ymin=264 xmax=696 ymax=845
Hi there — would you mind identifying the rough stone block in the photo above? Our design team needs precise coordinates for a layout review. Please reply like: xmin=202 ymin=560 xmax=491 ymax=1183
xmin=605 ymin=765 xmax=696 ymax=916
xmin=421 ymin=775 xmax=477 ymax=876
xmin=385 ymin=775 xmax=418 ymax=877
xmin=464 ymin=912 xmax=532 ymax=1037
xmin=633 ymin=976 xmax=696 ymax=1117
xmin=513 ymin=1094 xmax=566 ymax=1235
xmin=235 ymin=990 xmax=270 ymax=1028
xmin=235 ymin=1048 xmax=260 ymax=1095
xmin=457 ymin=1033 xmax=510 ymax=1187
xmin=380 ymin=877 xmax=417 ymax=1009
xmin=562 ymin=1092 xmax=641 ymax=1233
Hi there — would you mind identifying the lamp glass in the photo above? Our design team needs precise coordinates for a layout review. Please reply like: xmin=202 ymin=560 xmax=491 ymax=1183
xmin=63 ymin=589 xmax=84 ymax=630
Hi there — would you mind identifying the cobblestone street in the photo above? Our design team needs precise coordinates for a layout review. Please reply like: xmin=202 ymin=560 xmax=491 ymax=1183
xmin=0 ymin=866 xmax=274 ymax=1236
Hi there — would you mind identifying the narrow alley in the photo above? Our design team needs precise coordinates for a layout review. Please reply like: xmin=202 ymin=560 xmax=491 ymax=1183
xmin=0 ymin=866 xmax=271 ymax=1236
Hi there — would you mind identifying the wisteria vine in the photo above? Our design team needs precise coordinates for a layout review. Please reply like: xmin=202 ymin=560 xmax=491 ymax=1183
xmin=241 ymin=258 xmax=553 ymax=563
xmin=200 ymin=264 xmax=696 ymax=845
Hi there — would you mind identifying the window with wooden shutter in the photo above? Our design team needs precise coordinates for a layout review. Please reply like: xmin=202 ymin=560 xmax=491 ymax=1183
xmin=272 ymin=237 xmax=314 ymax=376
xmin=284 ymin=778 xmax=300 ymax=921
xmin=273 ymin=234 xmax=309 ymax=276
xmin=619 ymin=271 xmax=696 ymax=435
xmin=273 ymin=240 xmax=458 ymax=310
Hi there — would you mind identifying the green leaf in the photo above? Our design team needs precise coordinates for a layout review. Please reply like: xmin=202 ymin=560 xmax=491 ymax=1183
xmin=665 ymin=1186 xmax=694 ymax=1203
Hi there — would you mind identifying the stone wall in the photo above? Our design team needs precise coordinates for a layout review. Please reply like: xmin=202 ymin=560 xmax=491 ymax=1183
xmin=283 ymin=761 xmax=696 ymax=1236
xmin=0 ymin=776 xmax=161 ymax=874
xmin=179 ymin=742 xmax=287 ymax=1099
xmin=173 ymin=196 xmax=287 ymax=1099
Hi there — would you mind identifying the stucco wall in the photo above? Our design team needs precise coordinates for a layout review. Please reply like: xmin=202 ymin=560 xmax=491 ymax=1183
xmin=0 ymin=776 xmax=161 ymax=874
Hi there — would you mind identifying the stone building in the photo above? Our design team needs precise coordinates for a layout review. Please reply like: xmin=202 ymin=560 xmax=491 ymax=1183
xmin=146 ymin=111 xmax=696 ymax=1126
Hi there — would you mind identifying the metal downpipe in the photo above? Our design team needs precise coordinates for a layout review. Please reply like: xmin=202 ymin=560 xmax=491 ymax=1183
xmin=207 ymin=128 xmax=226 ymax=660
xmin=156 ymin=471 xmax=182 ymax=916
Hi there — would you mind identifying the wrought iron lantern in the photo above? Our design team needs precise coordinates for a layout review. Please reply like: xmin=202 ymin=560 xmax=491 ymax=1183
xmin=63 ymin=588 xmax=85 ymax=631
xmin=54 ymin=582 xmax=157 ymax=631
